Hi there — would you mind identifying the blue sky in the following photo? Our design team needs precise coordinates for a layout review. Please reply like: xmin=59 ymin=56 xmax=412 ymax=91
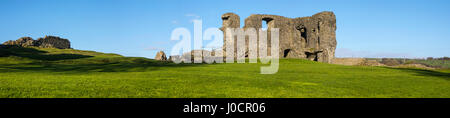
xmin=0 ymin=0 xmax=449 ymax=58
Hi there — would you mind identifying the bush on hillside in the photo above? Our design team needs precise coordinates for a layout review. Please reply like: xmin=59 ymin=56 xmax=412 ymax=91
xmin=381 ymin=58 xmax=400 ymax=66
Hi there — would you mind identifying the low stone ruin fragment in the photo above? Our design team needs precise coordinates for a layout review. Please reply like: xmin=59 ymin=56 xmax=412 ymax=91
xmin=154 ymin=51 xmax=167 ymax=61
xmin=2 ymin=36 xmax=71 ymax=49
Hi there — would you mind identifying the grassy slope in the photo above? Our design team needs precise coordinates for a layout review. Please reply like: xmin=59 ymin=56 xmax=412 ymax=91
xmin=0 ymin=47 xmax=449 ymax=98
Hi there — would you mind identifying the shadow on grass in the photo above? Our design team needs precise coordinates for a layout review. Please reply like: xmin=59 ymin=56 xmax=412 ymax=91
xmin=0 ymin=61 xmax=203 ymax=73
xmin=0 ymin=45 xmax=93 ymax=61
xmin=0 ymin=46 xmax=206 ymax=73
xmin=385 ymin=67 xmax=450 ymax=81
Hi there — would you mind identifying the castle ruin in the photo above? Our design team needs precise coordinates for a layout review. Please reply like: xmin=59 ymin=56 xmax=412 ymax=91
xmin=220 ymin=11 xmax=337 ymax=63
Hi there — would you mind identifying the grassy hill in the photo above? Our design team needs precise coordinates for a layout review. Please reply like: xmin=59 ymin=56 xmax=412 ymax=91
xmin=0 ymin=46 xmax=449 ymax=98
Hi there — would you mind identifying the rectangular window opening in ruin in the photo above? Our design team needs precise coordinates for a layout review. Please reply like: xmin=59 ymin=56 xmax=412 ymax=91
xmin=261 ymin=17 xmax=274 ymax=31
xmin=262 ymin=20 xmax=268 ymax=30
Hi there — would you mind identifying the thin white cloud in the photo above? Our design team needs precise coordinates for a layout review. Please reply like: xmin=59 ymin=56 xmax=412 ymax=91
xmin=185 ymin=13 xmax=201 ymax=19
xmin=185 ymin=13 xmax=202 ymax=23
xmin=171 ymin=20 xmax=178 ymax=24
xmin=144 ymin=46 xmax=167 ymax=51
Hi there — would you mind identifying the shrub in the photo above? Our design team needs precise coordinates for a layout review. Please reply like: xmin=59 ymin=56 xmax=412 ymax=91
xmin=444 ymin=57 xmax=450 ymax=60
xmin=437 ymin=57 xmax=450 ymax=60
xmin=381 ymin=58 xmax=400 ymax=66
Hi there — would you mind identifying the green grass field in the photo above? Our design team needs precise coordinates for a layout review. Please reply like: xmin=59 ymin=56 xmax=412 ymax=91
xmin=0 ymin=46 xmax=449 ymax=98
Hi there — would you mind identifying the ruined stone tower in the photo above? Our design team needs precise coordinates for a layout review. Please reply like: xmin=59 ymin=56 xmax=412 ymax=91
xmin=220 ymin=11 xmax=337 ymax=63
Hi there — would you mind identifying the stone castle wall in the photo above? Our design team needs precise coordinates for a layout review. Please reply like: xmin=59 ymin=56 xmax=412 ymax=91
xmin=220 ymin=11 xmax=337 ymax=63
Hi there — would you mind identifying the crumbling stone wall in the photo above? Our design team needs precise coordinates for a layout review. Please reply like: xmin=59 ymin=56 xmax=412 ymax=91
xmin=155 ymin=51 xmax=167 ymax=61
xmin=331 ymin=58 xmax=366 ymax=66
xmin=220 ymin=11 xmax=337 ymax=63
xmin=2 ymin=37 xmax=36 ymax=47
xmin=36 ymin=36 xmax=71 ymax=49
xmin=220 ymin=13 xmax=241 ymax=58
xmin=2 ymin=36 xmax=71 ymax=49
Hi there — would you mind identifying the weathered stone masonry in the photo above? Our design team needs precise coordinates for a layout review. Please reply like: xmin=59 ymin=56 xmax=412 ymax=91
xmin=220 ymin=11 xmax=337 ymax=63
xmin=2 ymin=36 xmax=71 ymax=49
